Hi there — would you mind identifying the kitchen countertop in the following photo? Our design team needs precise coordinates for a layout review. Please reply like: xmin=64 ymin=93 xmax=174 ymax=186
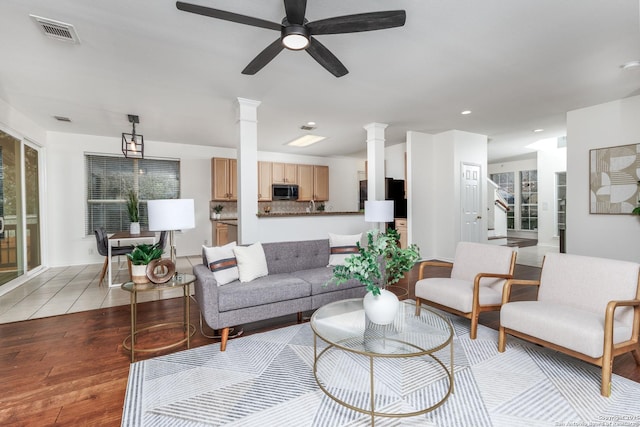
xmin=256 ymin=211 xmax=363 ymax=218
xmin=212 ymin=218 xmax=238 ymax=226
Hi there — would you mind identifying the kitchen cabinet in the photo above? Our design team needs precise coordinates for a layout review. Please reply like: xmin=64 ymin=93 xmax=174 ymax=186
xmin=272 ymin=162 xmax=297 ymax=184
xmin=212 ymin=157 xmax=237 ymax=201
xmin=214 ymin=222 xmax=229 ymax=246
xmin=313 ymin=165 xmax=329 ymax=201
xmin=297 ymin=164 xmax=329 ymax=201
xmin=258 ymin=161 xmax=272 ymax=201
xmin=395 ymin=218 xmax=407 ymax=249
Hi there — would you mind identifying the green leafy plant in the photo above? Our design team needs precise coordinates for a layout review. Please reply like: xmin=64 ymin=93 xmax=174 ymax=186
xmin=213 ymin=204 xmax=224 ymax=214
xmin=126 ymin=190 xmax=139 ymax=223
xmin=126 ymin=243 xmax=163 ymax=265
xmin=327 ymin=228 xmax=420 ymax=295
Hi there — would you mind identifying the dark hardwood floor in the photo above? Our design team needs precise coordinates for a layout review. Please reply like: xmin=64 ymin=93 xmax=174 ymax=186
xmin=1 ymin=263 xmax=638 ymax=426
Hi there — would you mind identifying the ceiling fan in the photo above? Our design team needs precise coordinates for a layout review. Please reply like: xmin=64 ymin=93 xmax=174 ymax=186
xmin=176 ymin=0 xmax=406 ymax=77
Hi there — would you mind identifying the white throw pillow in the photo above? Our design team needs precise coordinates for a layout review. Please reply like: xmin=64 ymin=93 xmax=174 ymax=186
xmin=203 ymin=242 xmax=239 ymax=286
xmin=233 ymin=242 xmax=269 ymax=283
xmin=328 ymin=233 xmax=362 ymax=266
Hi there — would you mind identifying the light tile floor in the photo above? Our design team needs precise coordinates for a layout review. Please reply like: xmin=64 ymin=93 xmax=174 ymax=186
xmin=0 ymin=255 xmax=201 ymax=324
xmin=0 ymin=245 xmax=558 ymax=325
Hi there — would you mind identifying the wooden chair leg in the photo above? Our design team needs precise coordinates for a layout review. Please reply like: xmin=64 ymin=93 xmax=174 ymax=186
xmin=415 ymin=298 xmax=422 ymax=315
xmin=470 ymin=314 xmax=478 ymax=340
xmin=220 ymin=327 xmax=229 ymax=351
xmin=632 ymin=347 xmax=640 ymax=365
xmin=98 ymin=258 xmax=108 ymax=286
xmin=601 ymin=347 xmax=614 ymax=397
xmin=297 ymin=312 xmax=302 ymax=323
xmin=498 ymin=327 xmax=506 ymax=352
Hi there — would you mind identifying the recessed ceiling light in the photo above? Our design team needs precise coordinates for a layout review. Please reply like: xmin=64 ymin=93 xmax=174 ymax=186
xmin=533 ymin=128 xmax=544 ymax=133
xmin=286 ymin=134 xmax=326 ymax=147
xmin=306 ymin=121 xmax=316 ymax=126
xmin=620 ymin=60 xmax=640 ymax=70
xmin=461 ymin=110 xmax=472 ymax=115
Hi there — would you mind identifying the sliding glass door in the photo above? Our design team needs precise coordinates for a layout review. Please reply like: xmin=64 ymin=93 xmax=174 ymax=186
xmin=0 ymin=129 xmax=41 ymax=287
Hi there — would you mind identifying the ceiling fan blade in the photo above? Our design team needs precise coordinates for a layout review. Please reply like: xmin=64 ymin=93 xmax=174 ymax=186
xmin=306 ymin=38 xmax=348 ymax=78
xmin=307 ymin=10 xmax=406 ymax=35
xmin=242 ymin=39 xmax=285 ymax=75
xmin=284 ymin=0 xmax=307 ymax=25
xmin=176 ymin=1 xmax=282 ymax=31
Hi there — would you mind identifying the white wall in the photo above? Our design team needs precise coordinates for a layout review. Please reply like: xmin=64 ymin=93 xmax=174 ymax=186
xmin=385 ymin=143 xmax=406 ymax=180
xmin=44 ymin=132 xmax=364 ymax=268
xmin=566 ymin=95 xmax=640 ymax=261
xmin=0 ymin=98 xmax=47 ymax=144
xmin=408 ymin=130 xmax=487 ymax=262
xmin=537 ymin=146 xmax=567 ymax=246
xmin=407 ymin=131 xmax=436 ymax=260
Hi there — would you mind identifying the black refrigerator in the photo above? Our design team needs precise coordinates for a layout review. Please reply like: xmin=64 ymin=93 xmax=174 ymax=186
xmin=359 ymin=178 xmax=407 ymax=218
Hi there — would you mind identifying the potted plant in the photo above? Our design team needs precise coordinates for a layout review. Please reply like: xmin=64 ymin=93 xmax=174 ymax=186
xmin=127 ymin=243 xmax=163 ymax=284
xmin=126 ymin=190 xmax=140 ymax=234
xmin=328 ymin=228 xmax=420 ymax=324
xmin=213 ymin=204 xmax=224 ymax=220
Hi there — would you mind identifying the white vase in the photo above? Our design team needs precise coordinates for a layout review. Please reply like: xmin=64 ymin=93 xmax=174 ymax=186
xmin=131 ymin=264 xmax=149 ymax=284
xmin=363 ymin=288 xmax=399 ymax=325
xmin=129 ymin=222 xmax=140 ymax=235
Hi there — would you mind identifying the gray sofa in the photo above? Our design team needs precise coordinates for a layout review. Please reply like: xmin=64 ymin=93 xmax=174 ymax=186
xmin=193 ymin=238 xmax=366 ymax=351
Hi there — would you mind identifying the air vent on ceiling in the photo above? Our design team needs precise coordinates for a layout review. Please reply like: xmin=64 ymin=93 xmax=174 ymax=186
xmin=53 ymin=116 xmax=71 ymax=122
xmin=300 ymin=124 xmax=316 ymax=131
xmin=30 ymin=15 xmax=80 ymax=44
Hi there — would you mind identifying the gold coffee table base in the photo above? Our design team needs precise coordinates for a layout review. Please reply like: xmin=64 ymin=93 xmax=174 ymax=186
xmin=310 ymin=299 xmax=454 ymax=425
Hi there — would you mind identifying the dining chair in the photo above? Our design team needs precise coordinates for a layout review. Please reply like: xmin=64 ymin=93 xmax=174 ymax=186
xmin=94 ymin=228 xmax=134 ymax=286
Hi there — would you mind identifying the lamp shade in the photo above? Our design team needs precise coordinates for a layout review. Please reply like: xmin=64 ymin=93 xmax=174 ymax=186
xmin=364 ymin=200 xmax=394 ymax=223
xmin=147 ymin=199 xmax=195 ymax=231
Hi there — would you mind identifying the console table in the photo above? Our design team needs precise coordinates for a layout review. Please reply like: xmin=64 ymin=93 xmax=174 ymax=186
xmin=121 ymin=273 xmax=196 ymax=362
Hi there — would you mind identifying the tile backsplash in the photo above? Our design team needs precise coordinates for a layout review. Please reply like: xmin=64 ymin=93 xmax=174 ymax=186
xmin=210 ymin=200 xmax=331 ymax=218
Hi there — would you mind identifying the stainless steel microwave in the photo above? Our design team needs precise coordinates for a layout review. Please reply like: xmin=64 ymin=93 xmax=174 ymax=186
xmin=272 ymin=184 xmax=299 ymax=200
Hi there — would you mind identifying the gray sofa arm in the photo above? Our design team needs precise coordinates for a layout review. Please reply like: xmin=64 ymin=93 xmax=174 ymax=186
xmin=193 ymin=263 xmax=221 ymax=330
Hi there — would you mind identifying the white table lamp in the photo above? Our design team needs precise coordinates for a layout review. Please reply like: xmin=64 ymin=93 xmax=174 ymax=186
xmin=364 ymin=200 xmax=394 ymax=233
xmin=147 ymin=199 xmax=195 ymax=267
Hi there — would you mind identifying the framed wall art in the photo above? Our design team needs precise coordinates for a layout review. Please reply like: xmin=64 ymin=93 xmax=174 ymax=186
xmin=589 ymin=143 xmax=640 ymax=214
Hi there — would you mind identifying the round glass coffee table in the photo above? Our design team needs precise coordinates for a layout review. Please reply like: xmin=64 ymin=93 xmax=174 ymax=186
xmin=310 ymin=298 xmax=453 ymax=425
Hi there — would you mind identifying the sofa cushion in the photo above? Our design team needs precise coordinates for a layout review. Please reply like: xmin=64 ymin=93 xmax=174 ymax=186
xmin=415 ymin=277 xmax=502 ymax=313
xmin=218 ymin=273 xmax=311 ymax=311
xmin=501 ymin=301 xmax=634 ymax=359
xmin=262 ymin=239 xmax=330 ymax=274
xmin=538 ymin=253 xmax=639 ymax=325
xmin=328 ymin=233 xmax=362 ymax=266
xmin=290 ymin=267 xmax=363 ymax=295
xmin=233 ymin=242 xmax=269 ymax=282
xmin=450 ymin=242 xmax=515 ymax=293
xmin=203 ymin=242 xmax=239 ymax=285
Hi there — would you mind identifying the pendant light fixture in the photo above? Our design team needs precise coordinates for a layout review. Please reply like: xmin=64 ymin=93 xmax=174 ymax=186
xmin=122 ymin=114 xmax=144 ymax=159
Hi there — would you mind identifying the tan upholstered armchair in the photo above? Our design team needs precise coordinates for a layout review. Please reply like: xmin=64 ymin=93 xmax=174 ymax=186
xmin=415 ymin=242 xmax=517 ymax=339
xmin=499 ymin=253 xmax=640 ymax=396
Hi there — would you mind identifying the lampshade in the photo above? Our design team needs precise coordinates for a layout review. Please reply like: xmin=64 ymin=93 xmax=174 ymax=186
xmin=148 ymin=199 xmax=195 ymax=231
xmin=364 ymin=200 xmax=394 ymax=223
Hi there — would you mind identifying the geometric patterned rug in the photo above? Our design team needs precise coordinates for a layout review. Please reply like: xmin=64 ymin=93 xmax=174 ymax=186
xmin=122 ymin=309 xmax=640 ymax=426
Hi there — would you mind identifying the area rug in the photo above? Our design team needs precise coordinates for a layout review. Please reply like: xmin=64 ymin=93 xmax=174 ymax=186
xmin=122 ymin=310 xmax=640 ymax=426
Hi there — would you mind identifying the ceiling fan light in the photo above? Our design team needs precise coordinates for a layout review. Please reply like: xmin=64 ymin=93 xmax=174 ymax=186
xmin=282 ymin=25 xmax=309 ymax=50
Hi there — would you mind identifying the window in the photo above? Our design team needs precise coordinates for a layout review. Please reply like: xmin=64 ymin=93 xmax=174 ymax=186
xmin=86 ymin=155 xmax=180 ymax=234
xmin=490 ymin=172 xmax=515 ymax=229
xmin=520 ymin=170 xmax=538 ymax=230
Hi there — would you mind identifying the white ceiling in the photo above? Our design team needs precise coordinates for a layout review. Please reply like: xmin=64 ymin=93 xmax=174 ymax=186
xmin=1 ymin=0 xmax=639 ymax=162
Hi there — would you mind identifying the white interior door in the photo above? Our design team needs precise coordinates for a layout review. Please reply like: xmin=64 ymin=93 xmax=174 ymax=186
xmin=461 ymin=162 xmax=482 ymax=242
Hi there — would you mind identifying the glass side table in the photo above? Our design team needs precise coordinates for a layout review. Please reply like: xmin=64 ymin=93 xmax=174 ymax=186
xmin=121 ymin=273 xmax=196 ymax=362
xmin=311 ymin=298 xmax=454 ymax=425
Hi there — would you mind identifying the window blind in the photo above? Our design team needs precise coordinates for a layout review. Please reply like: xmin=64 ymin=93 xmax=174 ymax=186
xmin=85 ymin=154 xmax=180 ymax=235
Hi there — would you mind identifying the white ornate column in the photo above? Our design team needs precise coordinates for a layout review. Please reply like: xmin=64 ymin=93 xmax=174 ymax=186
xmin=236 ymin=98 xmax=261 ymax=244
